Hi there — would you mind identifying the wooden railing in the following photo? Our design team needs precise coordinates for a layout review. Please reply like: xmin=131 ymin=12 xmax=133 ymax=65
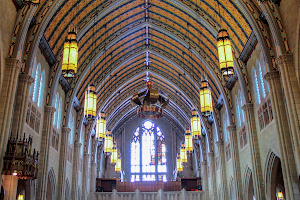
xmin=94 ymin=189 xmax=205 ymax=200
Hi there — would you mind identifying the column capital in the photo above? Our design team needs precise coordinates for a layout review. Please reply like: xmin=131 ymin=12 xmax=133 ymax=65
xmin=276 ymin=54 xmax=293 ymax=66
xmin=264 ymin=70 xmax=280 ymax=82
xmin=241 ymin=103 xmax=254 ymax=111
xmin=201 ymin=161 xmax=207 ymax=166
xmin=216 ymin=140 xmax=224 ymax=147
xmin=19 ymin=73 xmax=34 ymax=85
xmin=62 ymin=127 xmax=71 ymax=134
xmin=5 ymin=58 xmax=22 ymax=69
xmin=227 ymin=125 xmax=236 ymax=132
xmin=208 ymin=152 xmax=214 ymax=158
xmin=44 ymin=106 xmax=56 ymax=114
xmin=74 ymin=142 xmax=82 ymax=148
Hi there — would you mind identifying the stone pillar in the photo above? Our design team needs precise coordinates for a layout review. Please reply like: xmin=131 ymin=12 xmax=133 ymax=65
xmin=57 ymin=127 xmax=71 ymax=200
xmin=201 ymin=161 xmax=209 ymax=200
xmin=82 ymin=153 xmax=90 ymax=200
xmin=242 ymin=103 xmax=266 ymax=200
xmin=276 ymin=54 xmax=300 ymax=173
xmin=72 ymin=142 xmax=82 ymax=200
xmin=36 ymin=106 xmax=56 ymax=200
xmin=208 ymin=152 xmax=217 ymax=199
xmin=265 ymin=71 xmax=300 ymax=200
xmin=227 ymin=125 xmax=243 ymax=200
xmin=216 ymin=140 xmax=227 ymax=200
xmin=0 ymin=58 xmax=21 ymax=181
xmin=2 ymin=175 xmax=18 ymax=200
xmin=89 ymin=162 xmax=97 ymax=200
xmin=11 ymin=74 xmax=34 ymax=137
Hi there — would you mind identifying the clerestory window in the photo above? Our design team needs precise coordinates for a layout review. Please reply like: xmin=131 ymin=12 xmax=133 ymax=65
xmin=131 ymin=121 xmax=167 ymax=182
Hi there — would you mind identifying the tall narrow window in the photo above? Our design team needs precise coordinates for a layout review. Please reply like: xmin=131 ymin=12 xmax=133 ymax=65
xmin=57 ymin=97 xmax=62 ymax=130
xmin=257 ymin=61 xmax=266 ymax=99
xmin=53 ymin=93 xmax=59 ymax=126
xmin=38 ymin=71 xmax=45 ymax=108
xmin=33 ymin=64 xmax=41 ymax=102
xmin=131 ymin=121 xmax=167 ymax=182
xmin=253 ymin=68 xmax=261 ymax=104
xmin=29 ymin=58 xmax=37 ymax=98
xmin=239 ymin=92 xmax=245 ymax=124
xmin=236 ymin=96 xmax=241 ymax=127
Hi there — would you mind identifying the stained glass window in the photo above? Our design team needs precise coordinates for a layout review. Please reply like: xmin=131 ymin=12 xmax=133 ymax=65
xmin=130 ymin=121 xmax=167 ymax=182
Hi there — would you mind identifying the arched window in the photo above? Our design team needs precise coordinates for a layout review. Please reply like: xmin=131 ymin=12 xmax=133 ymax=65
xmin=253 ymin=68 xmax=261 ymax=104
xmin=53 ymin=93 xmax=59 ymax=126
xmin=131 ymin=121 xmax=167 ymax=182
xmin=29 ymin=58 xmax=37 ymax=98
xmin=223 ymin=114 xmax=229 ymax=143
xmin=236 ymin=96 xmax=241 ymax=127
xmin=33 ymin=63 xmax=41 ymax=102
xmin=38 ymin=71 xmax=45 ymax=107
xmin=69 ymin=115 xmax=74 ymax=144
xmin=57 ymin=97 xmax=62 ymax=130
xmin=257 ymin=61 xmax=266 ymax=99
xmin=239 ymin=91 xmax=245 ymax=124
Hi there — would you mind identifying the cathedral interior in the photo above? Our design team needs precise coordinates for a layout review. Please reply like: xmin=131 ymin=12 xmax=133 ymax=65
xmin=0 ymin=0 xmax=300 ymax=199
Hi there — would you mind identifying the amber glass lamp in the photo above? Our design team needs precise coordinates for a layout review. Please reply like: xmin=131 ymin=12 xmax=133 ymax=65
xmin=176 ymin=154 xmax=183 ymax=172
xmin=111 ymin=143 xmax=118 ymax=165
xmin=191 ymin=110 xmax=201 ymax=139
xmin=277 ymin=192 xmax=283 ymax=200
xmin=115 ymin=154 xmax=121 ymax=172
xmin=104 ymin=131 xmax=113 ymax=155
xmin=185 ymin=130 xmax=193 ymax=153
xmin=199 ymin=80 xmax=213 ymax=116
xmin=217 ymin=29 xmax=234 ymax=79
xmin=180 ymin=143 xmax=187 ymax=164
xmin=96 ymin=112 xmax=106 ymax=140
xmin=84 ymin=84 xmax=97 ymax=120
xmin=62 ymin=32 xmax=78 ymax=78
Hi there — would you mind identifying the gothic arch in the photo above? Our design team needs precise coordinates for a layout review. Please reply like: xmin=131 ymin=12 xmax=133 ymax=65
xmin=46 ymin=168 xmax=56 ymax=200
xmin=243 ymin=166 xmax=254 ymax=200
xmin=65 ymin=178 xmax=71 ymax=200
xmin=229 ymin=177 xmax=236 ymax=200
xmin=264 ymin=150 xmax=284 ymax=200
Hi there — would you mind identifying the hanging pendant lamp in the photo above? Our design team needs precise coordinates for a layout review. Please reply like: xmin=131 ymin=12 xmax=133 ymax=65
xmin=111 ymin=143 xmax=118 ymax=165
xmin=115 ymin=154 xmax=121 ymax=172
xmin=62 ymin=31 xmax=78 ymax=78
xmin=180 ymin=143 xmax=187 ymax=164
xmin=191 ymin=110 xmax=201 ymax=139
xmin=185 ymin=130 xmax=193 ymax=153
xmin=84 ymin=84 xmax=97 ymax=121
xmin=199 ymin=80 xmax=213 ymax=116
xmin=176 ymin=154 xmax=183 ymax=172
xmin=104 ymin=130 xmax=113 ymax=155
xmin=217 ymin=29 xmax=234 ymax=80
xmin=96 ymin=112 xmax=106 ymax=140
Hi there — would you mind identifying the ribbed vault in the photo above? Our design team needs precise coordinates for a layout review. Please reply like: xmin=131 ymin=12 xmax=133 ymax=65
xmin=35 ymin=0 xmax=256 ymax=131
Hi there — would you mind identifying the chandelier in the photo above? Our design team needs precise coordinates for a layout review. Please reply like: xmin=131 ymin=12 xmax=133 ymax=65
xmin=96 ymin=112 xmax=106 ymax=140
xmin=131 ymin=79 xmax=169 ymax=119
xmin=191 ymin=109 xmax=202 ymax=139
xmin=185 ymin=129 xmax=193 ymax=153
xmin=176 ymin=154 xmax=183 ymax=172
xmin=84 ymin=84 xmax=97 ymax=121
xmin=199 ymin=80 xmax=213 ymax=116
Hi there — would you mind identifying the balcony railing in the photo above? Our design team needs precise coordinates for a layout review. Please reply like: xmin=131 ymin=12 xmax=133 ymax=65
xmin=94 ymin=189 xmax=204 ymax=200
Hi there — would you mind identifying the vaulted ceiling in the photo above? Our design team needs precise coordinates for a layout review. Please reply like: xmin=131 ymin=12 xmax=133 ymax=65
xmin=36 ymin=0 xmax=258 ymax=133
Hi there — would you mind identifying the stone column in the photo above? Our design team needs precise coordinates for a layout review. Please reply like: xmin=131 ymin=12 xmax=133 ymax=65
xmin=201 ymin=161 xmax=209 ymax=200
xmin=0 ymin=58 xmax=21 ymax=181
xmin=227 ymin=125 xmax=243 ymax=200
xmin=276 ymin=54 xmax=300 ymax=173
xmin=57 ymin=127 xmax=71 ymax=200
xmin=216 ymin=140 xmax=227 ymax=200
xmin=36 ymin=106 xmax=56 ymax=200
xmin=242 ymin=103 xmax=265 ymax=200
xmin=208 ymin=152 xmax=217 ymax=199
xmin=89 ymin=162 xmax=97 ymax=200
xmin=2 ymin=175 xmax=18 ymax=200
xmin=265 ymin=71 xmax=300 ymax=200
xmin=81 ymin=153 xmax=90 ymax=200
xmin=72 ymin=142 xmax=82 ymax=200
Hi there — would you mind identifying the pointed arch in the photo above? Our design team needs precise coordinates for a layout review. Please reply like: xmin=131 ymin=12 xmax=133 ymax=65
xmin=65 ymin=178 xmax=71 ymax=200
xmin=252 ymin=68 xmax=261 ymax=104
xmin=243 ymin=166 xmax=255 ymax=200
xmin=46 ymin=168 xmax=56 ymax=200
xmin=229 ymin=177 xmax=236 ymax=200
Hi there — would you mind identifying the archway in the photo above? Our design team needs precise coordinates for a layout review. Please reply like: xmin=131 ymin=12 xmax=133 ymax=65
xmin=46 ymin=168 xmax=56 ymax=200
xmin=244 ymin=167 xmax=255 ymax=200
xmin=265 ymin=151 xmax=285 ymax=200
